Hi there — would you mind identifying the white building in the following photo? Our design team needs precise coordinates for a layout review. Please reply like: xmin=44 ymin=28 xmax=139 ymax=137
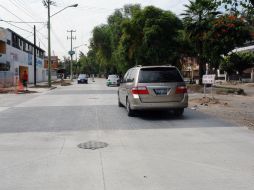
xmin=0 ymin=27 xmax=47 ymax=87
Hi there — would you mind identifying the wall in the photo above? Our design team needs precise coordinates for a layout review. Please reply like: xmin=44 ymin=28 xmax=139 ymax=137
xmin=6 ymin=40 xmax=46 ymax=83
xmin=0 ymin=71 xmax=14 ymax=88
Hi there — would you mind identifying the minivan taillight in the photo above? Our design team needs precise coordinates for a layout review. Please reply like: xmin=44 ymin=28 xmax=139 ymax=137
xmin=175 ymin=86 xmax=187 ymax=94
xmin=132 ymin=86 xmax=149 ymax=95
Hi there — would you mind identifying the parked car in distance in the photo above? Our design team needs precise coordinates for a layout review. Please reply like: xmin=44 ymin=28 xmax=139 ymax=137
xmin=77 ymin=74 xmax=88 ymax=84
xmin=118 ymin=65 xmax=188 ymax=116
xmin=107 ymin=75 xmax=120 ymax=86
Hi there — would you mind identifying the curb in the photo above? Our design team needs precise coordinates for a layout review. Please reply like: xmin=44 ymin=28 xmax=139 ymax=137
xmin=50 ymin=86 xmax=57 ymax=90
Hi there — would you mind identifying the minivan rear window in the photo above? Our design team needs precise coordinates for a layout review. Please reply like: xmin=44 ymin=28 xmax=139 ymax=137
xmin=138 ymin=67 xmax=183 ymax=83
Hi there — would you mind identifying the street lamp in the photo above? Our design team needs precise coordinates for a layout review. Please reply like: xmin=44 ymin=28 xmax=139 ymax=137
xmin=73 ymin=44 xmax=88 ymax=60
xmin=51 ymin=4 xmax=78 ymax=17
xmin=73 ymin=44 xmax=87 ymax=76
xmin=45 ymin=1 xmax=78 ymax=87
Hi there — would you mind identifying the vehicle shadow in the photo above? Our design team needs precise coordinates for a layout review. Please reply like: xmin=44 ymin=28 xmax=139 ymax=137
xmin=135 ymin=110 xmax=185 ymax=121
xmin=118 ymin=108 xmax=234 ymax=129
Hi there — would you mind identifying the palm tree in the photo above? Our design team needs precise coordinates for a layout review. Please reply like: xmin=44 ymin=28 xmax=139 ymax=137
xmin=182 ymin=0 xmax=219 ymax=83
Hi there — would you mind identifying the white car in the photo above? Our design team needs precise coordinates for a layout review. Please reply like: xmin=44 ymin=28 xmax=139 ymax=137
xmin=106 ymin=75 xmax=120 ymax=86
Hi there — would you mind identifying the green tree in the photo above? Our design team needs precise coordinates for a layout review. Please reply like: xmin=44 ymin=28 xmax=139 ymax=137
xmin=220 ymin=0 xmax=254 ymax=24
xmin=220 ymin=52 xmax=254 ymax=75
xmin=120 ymin=6 xmax=183 ymax=66
xmin=183 ymin=0 xmax=252 ymax=81
xmin=89 ymin=4 xmax=183 ymax=74
xmin=182 ymin=0 xmax=219 ymax=82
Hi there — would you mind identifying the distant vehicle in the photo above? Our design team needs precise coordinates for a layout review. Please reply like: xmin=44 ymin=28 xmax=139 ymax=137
xmin=118 ymin=65 xmax=188 ymax=116
xmin=107 ymin=75 xmax=120 ymax=86
xmin=77 ymin=74 xmax=88 ymax=84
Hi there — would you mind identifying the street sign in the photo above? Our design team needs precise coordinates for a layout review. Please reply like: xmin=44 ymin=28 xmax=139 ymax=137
xmin=202 ymin=74 xmax=215 ymax=84
xmin=68 ymin=50 xmax=75 ymax=56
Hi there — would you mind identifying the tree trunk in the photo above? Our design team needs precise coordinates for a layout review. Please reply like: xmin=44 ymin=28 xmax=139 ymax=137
xmin=198 ymin=56 xmax=205 ymax=84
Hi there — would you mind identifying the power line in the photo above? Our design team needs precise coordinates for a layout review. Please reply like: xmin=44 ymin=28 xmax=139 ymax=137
xmin=9 ymin=0 xmax=38 ymax=22
xmin=36 ymin=35 xmax=47 ymax=50
xmin=0 ymin=4 xmax=34 ymax=30
xmin=0 ymin=17 xmax=48 ymax=45
xmin=0 ymin=20 xmax=32 ymax=33
xmin=75 ymin=5 xmax=113 ymax=12
xmin=0 ymin=20 xmax=45 ymax=24
xmin=14 ymin=0 xmax=45 ymax=21
xmin=25 ymin=24 xmax=47 ymax=39
xmin=52 ymin=26 xmax=68 ymax=52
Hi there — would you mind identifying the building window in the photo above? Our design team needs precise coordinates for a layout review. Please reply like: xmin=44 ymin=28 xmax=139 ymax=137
xmin=0 ymin=41 xmax=6 ymax=54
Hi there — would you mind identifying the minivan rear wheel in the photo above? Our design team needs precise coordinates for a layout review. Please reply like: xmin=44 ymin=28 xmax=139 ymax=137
xmin=174 ymin=108 xmax=184 ymax=116
xmin=126 ymin=99 xmax=135 ymax=117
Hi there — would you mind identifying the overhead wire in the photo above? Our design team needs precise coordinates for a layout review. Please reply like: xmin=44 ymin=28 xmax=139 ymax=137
xmin=51 ymin=26 xmax=68 ymax=52
xmin=14 ymin=0 xmax=46 ymax=21
xmin=24 ymin=24 xmax=48 ymax=39
xmin=0 ymin=4 xmax=34 ymax=30
xmin=0 ymin=20 xmax=45 ymax=24
xmin=9 ymin=0 xmax=38 ymax=22
xmin=36 ymin=35 xmax=47 ymax=50
xmin=0 ymin=3 xmax=48 ymax=51
xmin=8 ymin=0 xmax=48 ymax=42
xmin=0 ymin=20 xmax=32 ymax=33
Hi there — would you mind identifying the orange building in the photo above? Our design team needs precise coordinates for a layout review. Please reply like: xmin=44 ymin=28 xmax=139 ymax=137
xmin=44 ymin=56 xmax=59 ymax=69
xmin=180 ymin=57 xmax=200 ymax=80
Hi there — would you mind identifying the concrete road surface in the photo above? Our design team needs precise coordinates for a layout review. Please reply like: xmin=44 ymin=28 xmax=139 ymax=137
xmin=0 ymin=78 xmax=254 ymax=190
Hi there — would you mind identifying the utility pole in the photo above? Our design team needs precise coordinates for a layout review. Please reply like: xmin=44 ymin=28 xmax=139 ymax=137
xmin=67 ymin=30 xmax=76 ymax=80
xmin=47 ymin=0 xmax=52 ymax=87
xmin=33 ymin=25 xmax=37 ymax=86
xmin=43 ymin=0 xmax=55 ymax=87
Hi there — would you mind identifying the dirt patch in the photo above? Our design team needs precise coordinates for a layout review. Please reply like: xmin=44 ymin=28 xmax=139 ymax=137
xmin=190 ymin=96 xmax=228 ymax=107
xmin=0 ymin=88 xmax=38 ymax=94
xmin=30 ymin=85 xmax=51 ymax=88
xmin=215 ymin=86 xmax=245 ymax=95
xmin=189 ymin=93 xmax=254 ymax=130
xmin=0 ymin=88 xmax=16 ymax=94
xmin=187 ymin=84 xmax=203 ymax=93
xmin=187 ymin=84 xmax=245 ymax=95
xmin=244 ymin=83 xmax=254 ymax=87
xmin=16 ymin=90 xmax=38 ymax=94
xmin=51 ymin=80 xmax=72 ymax=86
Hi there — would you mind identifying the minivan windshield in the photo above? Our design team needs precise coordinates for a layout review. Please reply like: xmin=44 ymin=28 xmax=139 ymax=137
xmin=108 ymin=75 xmax=118 ymax=79
xmin=78 ymin=74 xmax=86 ymax=79
xmin=138 ymin=67 xmax=183 ymax=83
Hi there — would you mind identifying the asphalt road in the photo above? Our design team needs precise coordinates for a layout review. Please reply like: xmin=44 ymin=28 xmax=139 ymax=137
xmin=0 ymin=78 xmax=254 ymax=190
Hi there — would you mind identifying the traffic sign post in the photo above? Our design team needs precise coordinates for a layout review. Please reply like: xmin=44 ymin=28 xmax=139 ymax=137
xmin=202 ymin=74 xmax=216 ymax=98
xmin=68 ymin=50 xmax=75 ymax=56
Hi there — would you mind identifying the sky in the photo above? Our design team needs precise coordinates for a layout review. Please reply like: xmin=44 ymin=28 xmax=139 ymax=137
xmin=0 ymin=0 xmax=189 ymax=60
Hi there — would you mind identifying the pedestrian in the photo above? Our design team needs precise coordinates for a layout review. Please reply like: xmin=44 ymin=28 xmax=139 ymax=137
xmin=22 ymin=70 xmax=28 ymax=91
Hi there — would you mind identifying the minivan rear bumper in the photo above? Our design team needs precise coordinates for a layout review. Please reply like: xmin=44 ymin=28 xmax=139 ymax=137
xmin=130 ymin=94 xmax=188 ymax=110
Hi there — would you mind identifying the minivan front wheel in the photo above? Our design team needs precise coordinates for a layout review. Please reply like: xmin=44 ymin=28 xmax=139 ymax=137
xmin=118 ymin=95 xmax=124 ymax=107
xmin=126 ymin=99 xmax=135 ymax=117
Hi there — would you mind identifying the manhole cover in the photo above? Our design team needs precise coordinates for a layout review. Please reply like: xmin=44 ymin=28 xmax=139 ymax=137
xmin=77 ymin=141 xmax=108 ymax=150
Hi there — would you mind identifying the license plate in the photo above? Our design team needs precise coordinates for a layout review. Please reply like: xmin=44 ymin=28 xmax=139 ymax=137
xmin=154 ymin=88 xmax=168 ymax=95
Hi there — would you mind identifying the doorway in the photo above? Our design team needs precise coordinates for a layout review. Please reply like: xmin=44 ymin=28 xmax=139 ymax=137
xmin=19 ymin=66 xmax=28 ymax=81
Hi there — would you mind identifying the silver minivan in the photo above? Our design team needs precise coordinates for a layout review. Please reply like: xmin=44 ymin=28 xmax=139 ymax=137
xmin=118 ymin=65 xmax=188 ymax=116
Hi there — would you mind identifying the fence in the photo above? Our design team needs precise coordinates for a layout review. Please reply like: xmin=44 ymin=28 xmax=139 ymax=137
xmin=0 ymin=71 xmax=15 ymax=88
